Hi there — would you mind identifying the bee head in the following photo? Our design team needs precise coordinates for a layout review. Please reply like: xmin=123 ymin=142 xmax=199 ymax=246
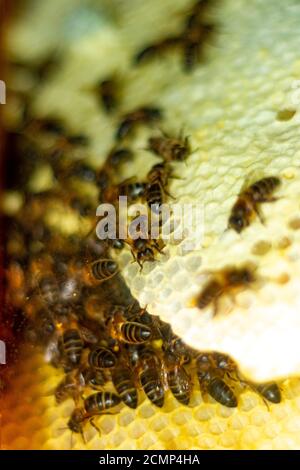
xmin=239 ymin=268 xmax=254 ymax=284
xmin=68 ymin=409 xmax=84 ymax=433
xmin=111 ymin=239 xmax=124 ymax=250
xmin=173 ymin=144 xmax=188 ymax=161
xmin=140 ymin=247 xmax=155 ymax=261
xmin=228 ymin=213 xmax=247 ymax=233
xmin=196 ymin=353 xmax=210 ymax=371
xmin=134 ymin=238 xmax=147 ymax=250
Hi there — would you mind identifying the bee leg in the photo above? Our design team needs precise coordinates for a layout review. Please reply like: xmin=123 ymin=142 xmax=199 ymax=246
xmin=152 ymin=240 xmax=164 ymax=253
xmin=261 ymin=397 xmax=270 ymax=411
xmin=131 ymin=250 xmax=143 ymax=271
xmin=133 ymin=255 xmax=144 ymax=272
xmin=164 ymin=188 xmax=176 ymax=200
xmin=253 ymin=205 xmax=265 ymax=225
xmin=212 ymin=298 xmax=220 ymax=317
xmin=126 ymin=302 xmax=136 ymax=318
xmin=89 ymin=418 xmax=101 ymax=436
xmin=245 ymin=382 xmax=271 ymax=411
xmin=260 ymin=196 xmax=279 ymax=203
xmin=199 ymin=383 xmax=209 ymax=402
xmin=139 ymin=304 xmax=149 ymax=316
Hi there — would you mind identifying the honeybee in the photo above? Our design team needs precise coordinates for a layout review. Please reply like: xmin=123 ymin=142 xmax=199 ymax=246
xmin=107 ymin=308 xmax=152 ymax=344
xmin=125 ymin=304 xmax=155 ymax=326
xmin=134 ymin=36 xmax=182 ymax=65
xmin=84 ymin=391 xmax=121 ymax=415
xmin=195 ymin=265 xmax=255 ymax=316
xmin=115 ymin=106 xmax=162 ymax=141
xmin=84 ymin=258 xmax=119 ymax=285
xmin=106 ymin=147 xmax=134 ymax=169
xmin=145 ymin=162 xmax=173 ymax=212
xmin=61 ymin=328 xmax=84 ymax=367
xmin=119 ymin=180 xmax=146 ymax=202
xmin=108 ymin=239 xmax=125 ymax=250
xmin=26 ymin=117 xmax=65 ymax=137
xmin=196 ymin=353 xmax=237 ymax=407
xmin=163 ymin=350 xmax=192 ymax=405
xmin=126 ymin=344 xmax=141 ymax=369
xmin=102 ymin=178 xmax=146 ymax=205
xmin=67 ymin=407 xmax=87 ymax=442
xmin=97 ymin=77 xmax=118 ymax=113
xmin=67 ymin=161 xmax=97 ymax=184
xmin=26 ymin=118 xmax=89 ymax=157
xmin=182 ymin=22 xmax=215 ymax=71
xmin=148 ymin=131 xmax=191 ymax=162
xmin=79 ymin=367 xmax=107 ymax=389
xmin=137 ymin=348 xmax=165 ymax=407
xmin=210 ymin=352 xmax=238 ymax=377
xmin=127 ymin=237 xmax=164 ymax=269
xmin=55 ymin=370 xmax=83 ymax=404
xmin=88 ymin=347 xmax=117 ymax=369
xmin=111 ymin=363 xmax=138 ymax=409
xmin=30 ymin=254 xmax=81 ymax=315
xmin=228 ymin=176 xmax=281 ymax=233
xmin=60 ymin=325 xmax=98 ymax=368
xmin=251 ymin=382 xmax=281 ymax=404
xmin=68 ymin=392 xmax=121 ymax=437
xmin=162 ymin=333 xmax=192 ymax=365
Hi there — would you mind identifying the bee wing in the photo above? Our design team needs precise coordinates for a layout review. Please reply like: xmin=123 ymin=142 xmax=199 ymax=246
xmin=239 ymin=167 xmax=267 ymax=193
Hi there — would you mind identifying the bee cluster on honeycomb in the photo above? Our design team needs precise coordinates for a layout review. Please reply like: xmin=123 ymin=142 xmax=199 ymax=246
xmin=3 ymin=0 xmax=300 ymax=451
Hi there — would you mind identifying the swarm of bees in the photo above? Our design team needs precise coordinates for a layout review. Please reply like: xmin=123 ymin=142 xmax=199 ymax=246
xmin=5 ymin=213 xmax=282 ymax=442
xmin=3 ymin=0 xmax=284 ymax=448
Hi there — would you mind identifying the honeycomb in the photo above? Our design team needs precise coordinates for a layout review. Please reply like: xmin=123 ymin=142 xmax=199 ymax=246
xmin=3 ymin=0 xmax=300 ymax=451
